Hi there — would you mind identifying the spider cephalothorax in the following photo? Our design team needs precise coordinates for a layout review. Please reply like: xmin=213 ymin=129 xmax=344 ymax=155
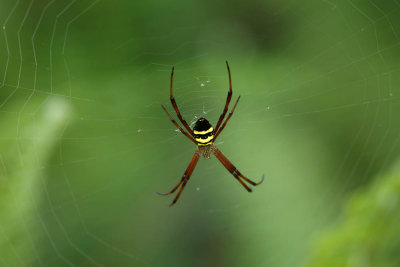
xmin=158 ymin=62 xmax=264 ymax=206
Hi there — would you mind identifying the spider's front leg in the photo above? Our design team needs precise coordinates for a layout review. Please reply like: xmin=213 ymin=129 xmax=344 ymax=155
xmin=156 ymin=151 xmax=200 ymax=206
xmin=213 ymin=147 xmax=264 ymax=191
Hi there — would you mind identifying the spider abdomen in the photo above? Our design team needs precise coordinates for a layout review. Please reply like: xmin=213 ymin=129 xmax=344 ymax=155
xmin=194 ymin=130 xmax=214 ymax=146
xmin=193 ymin=117 xmax=214 ymax=146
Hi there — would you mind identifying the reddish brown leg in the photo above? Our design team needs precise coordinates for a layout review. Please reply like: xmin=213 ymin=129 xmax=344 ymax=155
xmin=157 ymin=151 xmax=200 ymax=206
xmin=213 ymin=147 xmax=264 ymax=191
xmin=214 ymin=61 xmax=233 ymax=133
xmin=169 ymin=66 xmax=194 ymax=136
xmin=161 ymin=104 xmax=196 ymax=144
xmin=214 ymin=95 xmax=241 ymax=140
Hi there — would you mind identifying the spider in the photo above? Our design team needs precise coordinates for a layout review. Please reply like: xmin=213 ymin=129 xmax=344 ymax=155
xmin=157 ymin=61 xmax=264 ymax=206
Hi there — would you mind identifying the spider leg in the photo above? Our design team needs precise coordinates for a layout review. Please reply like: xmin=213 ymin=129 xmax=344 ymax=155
xmin=214 ymin=61 xmax=233 ymax=133
xmin=161 ymin=104 xmax=197 ymax=144
xmin=156 ymin=151 xmax=200 ymax=206
xmin=169 ymin=66 xmax=194 ymax=136
xmin=214 ymin=95 xmax=241 ymax=140
xmin=213 ymin=147 xmax=264 ymax=191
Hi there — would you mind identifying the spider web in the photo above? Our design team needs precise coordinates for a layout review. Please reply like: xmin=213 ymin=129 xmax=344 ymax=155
xmin=0 ymin=0 xmax=400 ymax=266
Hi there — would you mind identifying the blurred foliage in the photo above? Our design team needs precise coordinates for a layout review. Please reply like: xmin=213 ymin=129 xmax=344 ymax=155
xmin=306 ymin=161 xmax=400 ymax=267
xmin=0 ymin=98 xmax=71 ymax=265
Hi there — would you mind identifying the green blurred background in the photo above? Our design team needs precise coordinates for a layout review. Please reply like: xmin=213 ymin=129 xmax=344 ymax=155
xmin=1 ymin=0 xmax=400 ymax=266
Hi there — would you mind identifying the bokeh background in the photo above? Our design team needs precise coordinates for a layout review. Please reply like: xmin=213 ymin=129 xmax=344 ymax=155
xmin=1 ymin=0 xmax=400 ymax=266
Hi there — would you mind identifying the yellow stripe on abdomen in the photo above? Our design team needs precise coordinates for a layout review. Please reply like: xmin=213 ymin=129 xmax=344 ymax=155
xmin=195 ymin=135 xmax=214 ymax=144
xmin=193 ymin=127 xmax=213 ymax=135
xmin=197 ymin=141 xmax=213 ymax=146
